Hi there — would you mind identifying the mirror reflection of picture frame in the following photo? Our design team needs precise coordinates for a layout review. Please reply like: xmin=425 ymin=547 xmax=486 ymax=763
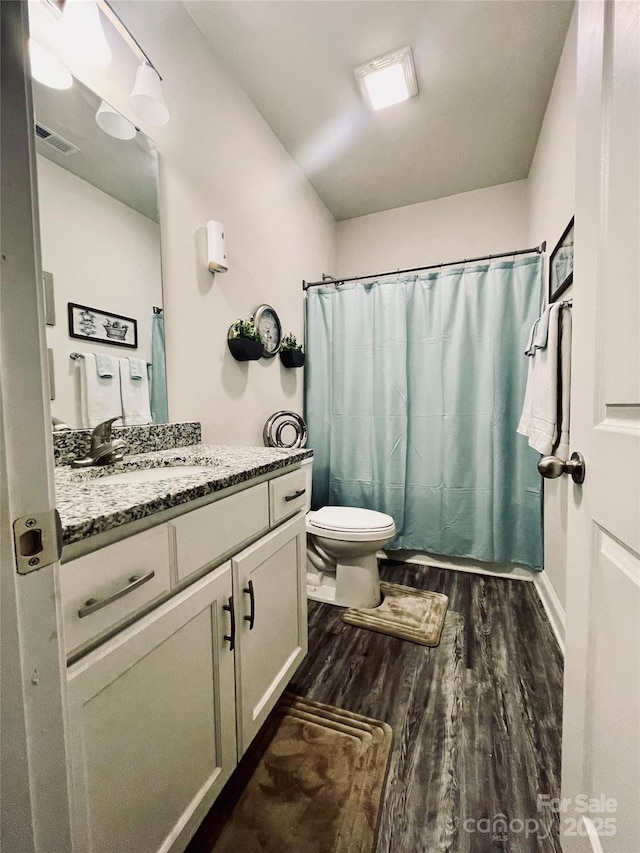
xmin=68 ymin=302 xmax=138 ymax=349
xmin=549 ymin=216 xmax=574 ymax=302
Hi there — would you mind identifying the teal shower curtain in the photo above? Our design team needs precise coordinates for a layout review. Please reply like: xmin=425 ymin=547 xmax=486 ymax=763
xmin=305 ymin=255 xmax=543 ymax=570
xmin=151 ymin=311 xmax=168 ymax=423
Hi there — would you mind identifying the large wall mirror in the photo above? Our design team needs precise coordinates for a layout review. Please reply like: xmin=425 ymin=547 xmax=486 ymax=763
xmin=32 ymin=74 xmax=167 ymax=429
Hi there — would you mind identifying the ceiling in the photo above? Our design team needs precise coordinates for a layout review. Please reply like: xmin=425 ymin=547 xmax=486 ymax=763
xmin=185 ymin=0 xmax=574 ymax=221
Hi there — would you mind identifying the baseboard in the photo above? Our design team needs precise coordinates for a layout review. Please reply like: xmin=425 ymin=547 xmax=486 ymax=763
xmin=383 ymin=549 xmax=537 ymax=581
xmin=533 ymin=570 xmax=566 ymax=655
xmin=385 ymin=549 xmax=566 ymax=655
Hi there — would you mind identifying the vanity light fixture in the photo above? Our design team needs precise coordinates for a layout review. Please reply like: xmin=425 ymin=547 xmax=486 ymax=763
xmin=58 ymin=0 xmax=111 ymax=68
xmin=129 ymin=63 xmax=169 ymax=126
xmin=95 ymin=99 xmax=137 ymax=139
xmin=35 ymin=0 xmax=171 ymax=127
xmin=29 ymin=38 xmax=73 ymax=89
xmin=354 ymin=46 xmax=418 ymax=112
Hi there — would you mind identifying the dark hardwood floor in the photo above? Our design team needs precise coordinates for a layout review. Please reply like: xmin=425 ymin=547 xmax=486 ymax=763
xmin=191 ymin=561 xmax=564 ymax=853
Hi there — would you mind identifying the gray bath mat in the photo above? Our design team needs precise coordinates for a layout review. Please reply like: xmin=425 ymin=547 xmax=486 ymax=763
xmin=342 ymin=582 xmax=449 ymax=646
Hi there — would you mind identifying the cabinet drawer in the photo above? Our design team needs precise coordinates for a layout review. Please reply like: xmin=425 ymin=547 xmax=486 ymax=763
xmin=61 ymin=526 xmax=171 ymax=655
xmin=269 ymin=467 xmax=307 ymax=526
xmin=171 ymin=483 xmax=269 ymax=583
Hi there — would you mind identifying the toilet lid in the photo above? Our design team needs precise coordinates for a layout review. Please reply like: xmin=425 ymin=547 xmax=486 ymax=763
xmin=308 ymin=505 xmax=395 ymax=535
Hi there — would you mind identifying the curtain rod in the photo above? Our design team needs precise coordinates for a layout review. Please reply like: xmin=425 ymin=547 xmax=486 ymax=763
xmin=302 ymin=242 xmax=546 ymax=291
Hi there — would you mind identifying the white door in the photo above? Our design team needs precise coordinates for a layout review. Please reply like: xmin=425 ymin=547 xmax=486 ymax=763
xmin=1 ymin=4 xmax=72 ymax=851
xmin=560 ymin=2 xmax=640 ymax=852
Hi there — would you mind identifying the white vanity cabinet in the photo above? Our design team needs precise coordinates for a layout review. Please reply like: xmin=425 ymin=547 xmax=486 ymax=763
xmin=66 ymin=564 xmax=237 ymax=853
xmin=61 ymin=464 xmax=308 ymax=853
xmin=232 ymin=514 xmax=307 ymax=754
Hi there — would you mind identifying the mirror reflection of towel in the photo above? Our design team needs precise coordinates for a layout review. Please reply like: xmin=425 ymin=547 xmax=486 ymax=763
xmin=128 ymin=357 xmax=146 ymax=380
xmin=79 ymin=353 xmax=122 ymax=428
xmin=118 ymin=358 xmax=151 ymax=425
xmin=95 ymin=353 xmax=117 ymax=378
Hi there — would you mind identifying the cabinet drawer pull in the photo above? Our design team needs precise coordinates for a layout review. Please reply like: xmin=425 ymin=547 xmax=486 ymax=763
xmin=284 ymin=488 xmax=306 ymax=502
xmin=223 ymin=596 xmax=235 ymax=651
xmin=78 ymin=571 xmax=156 ymax=619
xmin=243 ymin=580 xmax=255 ymax=630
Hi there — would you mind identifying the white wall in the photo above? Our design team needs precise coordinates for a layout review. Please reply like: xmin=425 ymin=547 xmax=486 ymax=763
xmin=336 ymin=180 xmax=529 ymax=276
xmin=54 ymin=0 xmax=336 ymax=445
xmin=37 ymin=156 xmax=162 ymax=428
xmin=527 ymin=8 xmax=578 ymax=613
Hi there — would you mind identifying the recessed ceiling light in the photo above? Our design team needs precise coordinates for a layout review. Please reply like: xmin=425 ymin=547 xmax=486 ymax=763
xmin=354 ymin=46 xmax=418 ymax=112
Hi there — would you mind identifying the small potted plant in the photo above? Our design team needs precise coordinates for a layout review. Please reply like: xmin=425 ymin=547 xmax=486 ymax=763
xmin=227 ymin=318 xmax=264 ymax=361
xmin=279 ymin=333 xmax=305 ymax=368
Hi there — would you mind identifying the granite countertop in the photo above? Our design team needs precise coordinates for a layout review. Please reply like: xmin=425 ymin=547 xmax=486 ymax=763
xmin=56 ymin=444 xmax=313 ymax=546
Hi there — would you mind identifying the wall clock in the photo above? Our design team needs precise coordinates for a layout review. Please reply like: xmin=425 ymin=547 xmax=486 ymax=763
xmin=253 ymin=304 xmax=282 ymax=358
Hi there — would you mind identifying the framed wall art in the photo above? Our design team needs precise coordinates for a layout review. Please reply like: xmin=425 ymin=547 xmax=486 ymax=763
xmin=68 ymin=302 xmax=138 ymax=349
xmin=549 ymin=217 xmax=574 ymax=303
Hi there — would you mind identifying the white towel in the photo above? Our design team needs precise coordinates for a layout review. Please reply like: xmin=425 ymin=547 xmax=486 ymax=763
xmin=79 ymin=353 xmax=123 ymax=428
xmin=128 ymin=357 xmax=146 ymax=380
xmin=95 ymin=353 xmax=117 ymax=378
xmin=118 ymin=358 xmax=152 ymax=425
xmin=517 ymin=303 xmax=564 ymax=455
xmin=524 ymin=306 xmax=551 ymax=355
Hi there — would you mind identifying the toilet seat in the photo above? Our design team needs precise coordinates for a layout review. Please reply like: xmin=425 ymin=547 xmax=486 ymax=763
xmin=307 ymin=505 xmax=396 ymax=542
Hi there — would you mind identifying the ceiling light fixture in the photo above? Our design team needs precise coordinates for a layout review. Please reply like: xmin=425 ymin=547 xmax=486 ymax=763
xmin=354 ymin=46 xmax=418 ymax=112
xmin=29 ymin=38 xmax=73 ymax=89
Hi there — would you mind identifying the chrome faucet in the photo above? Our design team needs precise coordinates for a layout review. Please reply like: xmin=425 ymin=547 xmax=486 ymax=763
xmin=71 ymin=417 xmax=126 ymax=467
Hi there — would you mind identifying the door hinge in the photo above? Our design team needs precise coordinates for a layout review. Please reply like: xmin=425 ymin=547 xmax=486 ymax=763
xmin=13 ymin=509 xmax=63 ymax=574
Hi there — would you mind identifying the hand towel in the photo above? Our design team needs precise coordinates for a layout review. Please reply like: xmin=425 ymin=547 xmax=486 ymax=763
xmin=78 ymin=353 xmax=123 ymax=428
xmin=554 ymin=305 xmax=572 ymax=461
xmin=533 ymin=306 xmax=551 ymax=349
xmin=524 ymin=306 xmax=551 ymax=355
xmin=128 ymin=357 xmax=146 ymax=380
xmin=517 ymin=303 xmax=563 ymax=455
xmin=119 ymin=358 xmax=152 ymax=425
xmin=95 ymin=353 xmax=117 ymax=378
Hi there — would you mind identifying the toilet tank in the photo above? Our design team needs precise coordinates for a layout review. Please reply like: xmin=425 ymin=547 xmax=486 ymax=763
xmin=301 ymin=458 xmax=313 ymax=512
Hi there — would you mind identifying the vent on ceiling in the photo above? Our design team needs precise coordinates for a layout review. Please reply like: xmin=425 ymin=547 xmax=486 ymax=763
xmin=35 ymin=122 xmax=80 ymax=156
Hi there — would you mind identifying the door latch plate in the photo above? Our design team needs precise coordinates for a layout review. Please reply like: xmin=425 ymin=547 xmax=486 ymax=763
xmin=13 ymin=509 xmax=63 ymax=574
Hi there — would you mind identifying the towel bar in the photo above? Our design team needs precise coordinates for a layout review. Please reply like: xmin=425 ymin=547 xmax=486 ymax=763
xmin=70 ymin=352 xmax=151 ymax=366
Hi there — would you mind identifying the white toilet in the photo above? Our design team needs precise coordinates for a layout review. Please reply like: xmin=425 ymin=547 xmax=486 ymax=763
xmin=301 ymin=460 xmax=396 ymax=608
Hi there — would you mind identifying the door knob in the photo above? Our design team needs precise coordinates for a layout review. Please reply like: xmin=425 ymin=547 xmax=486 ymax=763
xmin=538 ymin=451 xmax=586 ymax=484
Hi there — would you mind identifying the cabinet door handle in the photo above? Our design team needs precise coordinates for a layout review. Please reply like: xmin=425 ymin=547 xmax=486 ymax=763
xmin=77 ymin=571 xmax=155 ymax=619
xmin=285 ymin=488 xmax=306 ymax=502
xmin=222 ymin=596 xmax=235 ymax=651
xmin=243 ymin=580 xmax=255 ymax=630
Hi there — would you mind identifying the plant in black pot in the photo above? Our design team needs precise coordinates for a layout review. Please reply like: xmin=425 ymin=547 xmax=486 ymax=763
xmin=227 ymin=318 xmax=264 ymax=361
xmin=279 ymin=333 xmax=305 ymax=368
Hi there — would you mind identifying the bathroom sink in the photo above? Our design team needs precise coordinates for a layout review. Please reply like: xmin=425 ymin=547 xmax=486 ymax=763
xmin=97 ymin=466 xmax=221 ymax=484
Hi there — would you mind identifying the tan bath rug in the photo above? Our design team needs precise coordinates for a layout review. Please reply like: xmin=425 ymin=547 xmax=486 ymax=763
xmin=207 ymin=694 xmax=392 ymax=853
xmin=342 ymin=581 xmax=449 ymax=646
